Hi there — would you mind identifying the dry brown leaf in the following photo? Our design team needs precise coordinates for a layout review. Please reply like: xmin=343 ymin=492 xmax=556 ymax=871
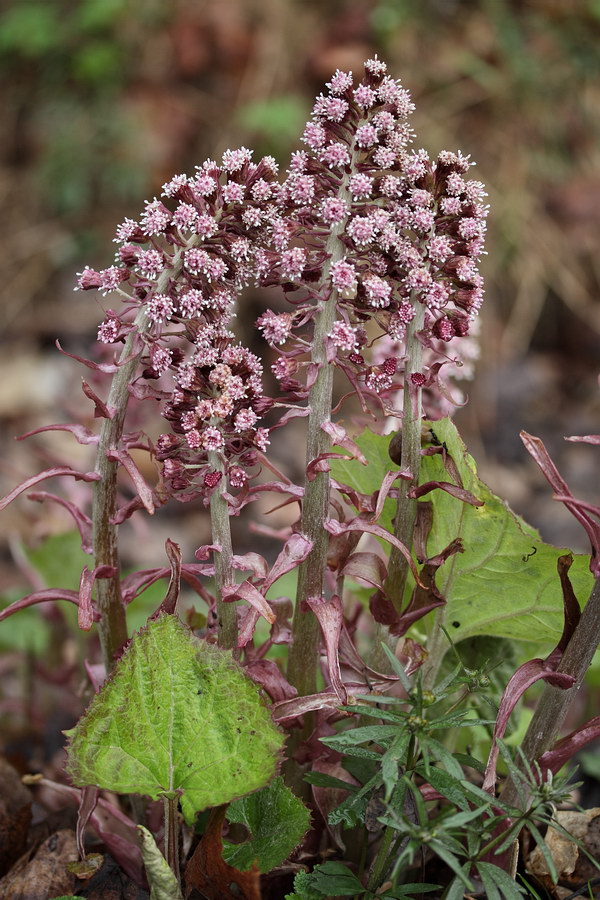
xmin=0 ymin=828 xmax=78 ymax=900
xmin=0 ymin=758 xmax=31 ymax=877
xmin=528 ymin=807 xmax=600 ymax=897
xmin=184 ymin=805 xmax=261 ymax=900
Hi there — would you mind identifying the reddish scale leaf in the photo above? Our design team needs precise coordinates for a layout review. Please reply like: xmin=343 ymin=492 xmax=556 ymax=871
xmin=149 ymin=540 xmax=182 ymax=620
xmin=107 ymin=448 xmax=155 ymax=514
xmin=483 ymin=659 xmax=576 ymax=793
xmin=262 ymin=533 xmax=313 ymax=592
xmin=538 ymin=716 xmax=600 ymax=778
xmin=81 ymin=380 xmax=116 ymax=419
xmin=0 ymin=468 xmax=100 ymax=512
xmin=221 ymin=580 xmax=276 ymax=625
xmin=17 ymin=423 xmax=99 ymax=445
xmin=0 ymin=588 xmax=95 ymax=623
xmin=521 ymin=431 xmax=600 ymax=576
xmin=27 ymin=492 xmax=93 ymax=554
xmin=409 ymin=479 xmax=483 ymax=506
xmin=306 ymin=593 xmax=347 ymax=704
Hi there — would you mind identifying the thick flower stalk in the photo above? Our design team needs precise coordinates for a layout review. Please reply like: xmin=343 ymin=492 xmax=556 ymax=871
xmin=253 ymin=59 xmax=487 ymax=694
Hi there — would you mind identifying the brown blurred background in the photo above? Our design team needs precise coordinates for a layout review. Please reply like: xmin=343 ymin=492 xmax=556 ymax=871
xmin=1 ymin=0 xmax=599 ymax=582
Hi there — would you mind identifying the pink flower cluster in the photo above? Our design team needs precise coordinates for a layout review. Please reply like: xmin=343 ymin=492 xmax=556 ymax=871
xmin=75 ymin=151 xmax=289 ymax=494
xmin=74 ymin=58 xmax=487 ymax=490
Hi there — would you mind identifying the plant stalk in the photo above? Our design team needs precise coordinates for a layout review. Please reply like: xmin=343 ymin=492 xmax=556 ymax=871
xmin=367 ymin=823 xmax=395 ymax=893
xmin=93 ymin=308 xmax=148 ymax=671
xmin=286 ymin=154 xmax=359 ymax=700
xmin=384 ymin=302 xmax=425 ymax=611
xmin=369 ymin=305 xmax=425 ymax=674
xmin=500 ymin=575 xmax=600 ymax=810
xmin=162 ymin=793 xmax=181 ymax=885
xmin=208 ymin=451 xmax=238 ymax=651
xmin=93 ymin=245 xmax=189 ymax=673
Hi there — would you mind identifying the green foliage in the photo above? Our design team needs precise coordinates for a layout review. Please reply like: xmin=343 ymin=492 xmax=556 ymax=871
xmin=223 ymin=776 xmax=311 ymax=873
xmin=331 ymin=420 xmax=593 ymax=649
xmin=138 ymin=826 xmax=184 ymax=900
xmin=26 ymin=531 xmax=89 ymax=591
xmin=66 ymin=615 xmax=284 ymax=824
xmin=237 ymin=96 xmax=309 ymax=149
xmin=286 ymin=861 xmax=364 ymax=898
xmin=307 ymin=658 xmax=583 ymax=896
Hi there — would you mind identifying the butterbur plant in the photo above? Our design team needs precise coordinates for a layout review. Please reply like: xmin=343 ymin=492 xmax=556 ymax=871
xmin=2 ymin=58 xmax=600 ymax=899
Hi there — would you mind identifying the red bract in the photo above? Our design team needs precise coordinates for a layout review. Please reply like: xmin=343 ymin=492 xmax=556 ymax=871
xmin=521 ymin=431 xmax=600 ymax=576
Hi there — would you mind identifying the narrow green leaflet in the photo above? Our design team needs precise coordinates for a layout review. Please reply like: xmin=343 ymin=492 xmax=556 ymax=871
xmin=223 ymin=776 xmax=311 ymax=873
xmin=331 ymin=421 xmax=593 ymax=648
xmin=66 ymin=615 xmax=284 ymax=824
xmin=292 ymin=861 xmax=364 ymax=896
xmin=138 ymin=826 xmax=184 ymax=900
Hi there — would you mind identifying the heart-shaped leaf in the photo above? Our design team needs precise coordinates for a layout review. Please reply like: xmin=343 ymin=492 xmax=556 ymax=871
xmin=66 ymin=615 xmax=284 ymax=824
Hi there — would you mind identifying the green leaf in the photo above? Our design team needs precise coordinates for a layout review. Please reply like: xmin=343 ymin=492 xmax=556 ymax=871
xmin=66 ymin=615 xmax=284 ymax=824
xmin=527 ymin=822 xmax=558 ymax=883
xmin=303 ymin=771 xmax=358 ymax=792
xmin=223 ymin=776 xmax=310 ymax=873
xmin=429 ymin=840 xmax=471 ymax=887
xmin=307 ymin=861 xmax=364 ymax=895
xmin=328 ymin=774 xmax=381 ymax=827
xmin=137 ymin=826 xmax=184 ymax=900
xmin=25 ymin=531 xmax=89 ymax=591
xmin=381 ymin=885 xmax=440 ymax=897
xmin=321 ymin=724 xmax=401 ymax=747
xmin=479 ymin=861 xmax=527 ymax=898
xmin=331 ymin=422 xmax=593 ymax=648
xmin=332 ymin=429 xmax=398 ymax=533
xmin=444 ymin=874 xmax=472 ymax=900
xmin=415 ymin=765 xmax=472 ymax=811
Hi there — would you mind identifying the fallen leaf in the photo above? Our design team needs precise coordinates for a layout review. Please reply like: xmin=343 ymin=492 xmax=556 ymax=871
xmin=0 ymin=828 xmax=78 ymax=900
xmin=0 ymin=758 xmax=32 ymax=877
xmin=184 ymin=806 xmax=261 ymax=899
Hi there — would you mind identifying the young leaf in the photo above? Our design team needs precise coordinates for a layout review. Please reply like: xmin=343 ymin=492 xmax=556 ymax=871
xmin=381 ymin=885 xmax=440 ymax=897
xmin=138 ymin=825 xmax=184 ymax=900
xmin=223 ymin=776 xmax=311 ymax=873
xmin=320 ymin=724 xmax=401 ymax=747
xmin=303 ymin=771 xmax=359 ymax=792
xmin=475 ymin=861 xmax=502 ymax=900
xmin=442 ymin=866 xmax=473 ymax=898
xmin=479 ymin=861 xmax=527 ymax=899
xmin=66 ymin=615 xmax=284 ymax=824
xmin=305 ymin=861 xmax=364 ymax=895
xmin=414 ymin=766 xmax=472 ymax=811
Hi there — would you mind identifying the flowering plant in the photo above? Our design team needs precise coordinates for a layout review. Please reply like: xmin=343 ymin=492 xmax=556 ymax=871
xmin=1 ymin=58 xmax=599 ymax=899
